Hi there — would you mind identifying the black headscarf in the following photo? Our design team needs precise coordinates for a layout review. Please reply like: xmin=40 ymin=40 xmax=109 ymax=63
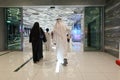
xmin=31 ymin=22 xmax=40 ymax=35
xmin=29 ymin=22 xmax=40 ymax=42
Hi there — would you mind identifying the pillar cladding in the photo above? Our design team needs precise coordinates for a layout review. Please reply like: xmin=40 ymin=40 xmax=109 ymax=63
xmin=0 ymin=8 xmax=6 ymax=51
xmin=104 ymin=0 xmax=120 ymax=57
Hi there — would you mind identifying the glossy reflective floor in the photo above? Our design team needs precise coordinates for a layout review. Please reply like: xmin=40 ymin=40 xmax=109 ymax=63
xmin=0 ymin=37 xmax=120 ymax=80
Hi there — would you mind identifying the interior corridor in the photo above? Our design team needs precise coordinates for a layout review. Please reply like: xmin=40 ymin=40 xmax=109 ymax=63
xmin=0 ymin=37 xmax=120 ymax=80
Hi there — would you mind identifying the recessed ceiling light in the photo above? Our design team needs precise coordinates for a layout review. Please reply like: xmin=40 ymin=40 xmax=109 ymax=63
xmin=50 ymin=6 xmax=55 ymax=9
xmin=32 ymin=13 xmax=39 ymax=15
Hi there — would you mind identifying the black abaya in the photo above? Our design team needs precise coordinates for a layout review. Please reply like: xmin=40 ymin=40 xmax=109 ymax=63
xmin=29 ymin=26 xmax=46 ymax=63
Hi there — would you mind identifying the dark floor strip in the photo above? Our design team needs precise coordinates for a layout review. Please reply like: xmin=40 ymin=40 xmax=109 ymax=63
xmin=14 ymin=57 xmax=33 ymax=72
xmin=0 ymin=51 xmax=13 ymax=56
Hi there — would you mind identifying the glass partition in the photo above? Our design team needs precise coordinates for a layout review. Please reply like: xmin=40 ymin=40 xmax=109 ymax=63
xmin=5 ymin=8 xmax=23 ymax=50
xmin=84 ymin=7 xmax=103 ymax=51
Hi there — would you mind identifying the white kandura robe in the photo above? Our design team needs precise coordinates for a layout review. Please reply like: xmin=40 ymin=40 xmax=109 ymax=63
xmin=45 ymin=32 xmax=51 ymax=51
xmin=53 ymin=20 xmax=68 ymax=64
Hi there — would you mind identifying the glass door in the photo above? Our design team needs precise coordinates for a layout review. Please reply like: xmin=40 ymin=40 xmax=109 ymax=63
xmin=84 ymin=7 xmax=103 ymax=51
xmin=5 ymin=8 xmax=23 ymax=50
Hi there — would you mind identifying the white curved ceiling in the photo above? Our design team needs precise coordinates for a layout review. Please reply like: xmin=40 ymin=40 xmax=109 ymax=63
xmin=23 ymin=6 xmax=84 ymax=31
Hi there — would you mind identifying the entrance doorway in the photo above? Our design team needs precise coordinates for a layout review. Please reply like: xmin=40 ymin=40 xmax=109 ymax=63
xmin=22 ymin=6 xmax=84 ymax=52
xmin=5 ymin=6 xmax=103 ymax=51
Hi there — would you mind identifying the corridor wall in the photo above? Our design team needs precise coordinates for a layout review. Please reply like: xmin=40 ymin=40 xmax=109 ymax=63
xmin=105 ymin=0 xmax=120 ymax=57
xmin=0 ymin=8 xmax=6 ymax=51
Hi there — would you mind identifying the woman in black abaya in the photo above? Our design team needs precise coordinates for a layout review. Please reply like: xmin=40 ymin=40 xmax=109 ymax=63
xmin=29 ymin=22 xmax=46 ymax=63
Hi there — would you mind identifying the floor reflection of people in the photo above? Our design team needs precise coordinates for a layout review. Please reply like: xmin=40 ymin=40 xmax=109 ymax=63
xmin=53 ymin=18 xmax=68 ymax=66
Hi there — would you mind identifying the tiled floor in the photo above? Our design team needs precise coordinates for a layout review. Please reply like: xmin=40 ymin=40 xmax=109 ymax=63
xmin=0 ymin=37 xmax=120 ymax=80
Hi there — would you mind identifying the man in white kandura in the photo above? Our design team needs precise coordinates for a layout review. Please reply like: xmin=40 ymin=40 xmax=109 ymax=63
xmin=45 ymin=28 xmax=51 ymax=51
xmin=53 ymin=18 xmax=68 ymax=66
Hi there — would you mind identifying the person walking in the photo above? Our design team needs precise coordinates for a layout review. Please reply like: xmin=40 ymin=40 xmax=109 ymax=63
xmin=45 ymin=28 xmax=51 ymax=51
xmin=29 ymin=22 xmax=46 ymax=63
xmin=53 ymin=18 xmax=68 ymax=66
